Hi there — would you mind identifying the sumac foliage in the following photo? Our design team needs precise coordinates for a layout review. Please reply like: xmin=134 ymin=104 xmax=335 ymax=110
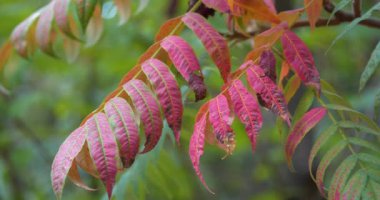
xmin=2 ymin=0 xmax=380 ymax=199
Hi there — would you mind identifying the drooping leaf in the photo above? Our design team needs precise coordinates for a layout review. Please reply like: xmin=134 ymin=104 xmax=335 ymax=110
xmin=161 ymin=36 xmax=206 ymax=101
xmin=10 ymin=12 xmax=39 ymax=58
xmin=308 ymin=124 xmax=338 ymax=181
xmin=342 ymin=169 xmax=367 ymax=200
xmin=304 ymin=0 xmax=323 ymax=30
xmin=285 ymin=107 xmax=326 ymax=168
xmin=67 ymin=163 xmax=96 ymax=191
xmin=114 ymin=0 xmax=131 ymax=25
xmin=228 ymin=80 xmax=262 ymax=152
xmin=254 ymin=22 xmax=287 ymax=49
xmin=123 ymin=79 xmax=163 ymax=153
xmin=0 ymin=41 xmax=13 ymax=71
xmin=245 ymin=61 xmax=291 ymax=125
xmin=85 ymin=113 xmax=119 ymax=199
xmin=329 ymin=2 xmax=380 ymax=50
xmin=229 ymin=0 xmax=281 ymax=23
xmin=85 ymin=3 xmax=103 ymax=47
xmin=348 ymin=137 xmax=380 ymax=153
xmin=189 ymin=105 xmax=214 ymax=194
xmin=259 ymin=50 xmax=276 ymax=82
xmin=51 ymin=127 xmax=87 ymax=200
xmin=279 ymin=61 xmax=290 ymax=89
xmin=315 ymin=140 xmax=347 ymax=195
xmin=278 ymin=8 xmax=304 ymax=26
xmin=328 ymin=155 xmax=358 ymax=199
xmin=202 ymin=0 xmax=230 ymax=12
xmin=75 ymin=0 xmax=98 ymax=30
xmin=104 ymin=97 xmax=140 ymax=168
xmin=62 ymin=35 xmax=81 ymax=63
xmin=75 ymin=143 xmax=99 ymax=178
xmin=337 ymin=121 xmax=380 ymax=137
xmin=327 ymin=0 xmax=352 ymax=23
xmin=281 ymin=30 xmax=321 ymax=94
xmin=35 ymin=3 xmax=56 ymax=56
xmin=359 ymin=41 xmax=380 ymax=91
xmin=208 ymin=94 xmax=235 ymax=154
xmin=142 ymin=58 xmax=183 ymax=142
xmin=182 ymin=12 xmax=231 ymax=82
xmin=155 ymin=16 xmax=183 ymax=42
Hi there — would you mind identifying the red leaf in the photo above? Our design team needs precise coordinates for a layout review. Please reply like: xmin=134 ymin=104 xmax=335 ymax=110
xmin=104 ymin=97 xmax=140 ymax=168
xmin=304 ymin=0 xmax=323 ymax=30
xmin=278 ymin=8 xmax=304 ymax=27
xmin=189 ymin=106 xmax=214 ymax=194
xmin=142 ymin=59 xmax=183 ymax=143
xmin=285 ymin=107 xmax=326 ymax=168
xmin=209 ymin=94 xmax=235 ymax=154
xmin=228 ymin=80 xmax=262 ymax=152
xmin=202 ymin=0 xmax=230 ymax=13
xmin=51 ymin=127 xmax=87 ymax=199
xmin=155 ymin=16 xmax=183 ymax=42
xmin=182 ymin=12 xmax=231 ymax=82
xmin=263 ymin=0 xmax=276 ymax=13
xmin=36 ymin=3 xmax=56 ymax=56
xmin=85 ymin=113 xmax=119 ymax=199
xmin=67 ymin=163 xmax=96 ymax=191
xmin=123 ymin=79 xmax=163 ymax=153
xmin=0 ymin=41 xmax=13 ymax=71
xmin=259 ymin=50 xmax=276 ymax=82
xmin=281 ymin=30 xmax=321 ymax=94
xmin=161 ymin=36 xmax=207 ymax=101
xmin=245 ymin=61 xmax=291 ymax=126
xmin=114 ymin=0 xmax=131 ymax=25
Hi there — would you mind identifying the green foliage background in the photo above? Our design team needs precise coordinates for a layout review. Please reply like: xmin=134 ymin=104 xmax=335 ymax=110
xmin=0 ymin=0 xmax=379 ymax=199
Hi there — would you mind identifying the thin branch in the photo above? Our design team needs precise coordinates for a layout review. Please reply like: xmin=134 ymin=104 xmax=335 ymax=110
xmin=353 ymin=0 xmax=361 ymax=18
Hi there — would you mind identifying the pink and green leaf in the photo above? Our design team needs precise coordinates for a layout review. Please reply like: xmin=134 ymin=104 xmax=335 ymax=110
xmin=285 ymin=107 xmax=326 ymax=168
xmin=36 ymin=3 xmax=56 ymax=56
xmin=182 ymin=12 xmax=231 ymax=82
xmin=85 ymin=3 xmax=103 ymax=47
xmin=51 ymin=127 xmax=87 ymax=200
xmin=142 ymin=58 xmax=183 ymax=143
xmin=228 ymin=80 xmax=262 ymax=152
xmin=85 ymin=113 xmax=119 ymax=199
xmin=123 ymin=79 xmax=163 ymax=153
xmin=104 ymin=97 xmax=140 ymax=168
xmin=328 ymin=155 xmax=358 ymax=199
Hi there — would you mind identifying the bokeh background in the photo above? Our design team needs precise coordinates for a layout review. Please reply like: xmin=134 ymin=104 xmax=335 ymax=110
xmin=0 ymin=0 xmax=379 ymax=199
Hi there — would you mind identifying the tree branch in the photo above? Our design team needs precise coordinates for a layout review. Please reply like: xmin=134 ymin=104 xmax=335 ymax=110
xmin=353 ymin=0 xmax=361 ymax=18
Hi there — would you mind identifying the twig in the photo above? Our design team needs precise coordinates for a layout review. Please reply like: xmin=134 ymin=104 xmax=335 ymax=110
xmin=353 ymin=0 xmax=361 ymax=18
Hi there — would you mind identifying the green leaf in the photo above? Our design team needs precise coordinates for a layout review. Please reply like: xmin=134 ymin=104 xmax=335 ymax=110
xmin=375 ymin=90 xmax=380 ymax=121
xmin=328 ymin=2 xmax=380 ymax=51
xmin=359 ymin=41 xmax=380 ymax=91
xmin=348 ymin=137 xmax=380 ymax=153
xmin=309 ymin=124 xmax=338 ymax=181
xmin=357 ymin=153 xmax=380 ymax=167
xmin=327 ymin=0 xmax=353 ymax=24
xmin=293 ymin=88 xmax=314 ymax=122
xmin=337 ymin=121 xmax=380 ymax=137
xmin=328 ymin=155 xmax=358 ymax=199
xmin=342 ymin=169 xmax=367 ymax=200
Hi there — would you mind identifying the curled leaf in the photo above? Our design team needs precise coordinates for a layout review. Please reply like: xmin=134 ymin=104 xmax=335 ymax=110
xmin=182 ymin=12 xmax=231 ymax=82
xmin=258 ymin=50 xmax=276 ymax=82
xmin=51 ymin=127 xmax=87 ymax=200
xmin=285 ymin=107 xmax=327 ymax=168
xmin=85 ymin=113 xmax=119 ymax=199
xmin=209 ymin=94 xmax=235 ymax=154
xmin=189 ymin=106 xmax=214 ymax=194
xmin=228 ymin=80 xmax=262 ymax=152
xmin=281 ymin=30 xmax=321 ymax=94
xmin=142 ymin=59 xmax=183 ymax=142
xmin=123 ymin=79 xmax=163 ymax=153
xmin=104 ymin=97 xmax=140 ymax=168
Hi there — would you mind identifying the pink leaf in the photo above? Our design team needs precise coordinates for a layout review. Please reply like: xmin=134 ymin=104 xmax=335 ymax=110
xmin=142 ymin=59 xmax=183 ymax=142
xmin=209 ymin=95 xmax=235 ymax=154
xmin=104 ymin=97 xmax=139 ymax=168
xmin=259 ymin=50 xmax=276 ymax=82
xmin=54 ymin=0 xmax=81 ymax=39
xmin=85 ymin=113 xmax=119 ymax=199
xmin=114 ymin=0 xmax=131 ymax=25
xmin=51 ymin=127 xmax=87 ymax=199
xmin=264 ymin=0 xmax=277 ymax=13
xmin=285 ymin=107 xmax=326 ymax=168
xmin=161 ymin=35 xmax=207 ymax=101
xmin=182 ymin=12 xmax=231 ymax=82
xmin=11 ymin=12 xmax=39 ymax=58
xmin=202 ymin=0 xmax=230 ymax=13
xmin=36 ymin=3 xmax=56 ymax=56
xmin=245 ymin=61 xmax=291 ymax=126
xmin=281 ymin=30 xmax=321 ymax=95
xmin=228 ymin=80 xmax=263 ymax=152
xmin=123 ymin=79 xmax=163 ymax=153
xmin=189 ymin=107 xmax=214 ymax=194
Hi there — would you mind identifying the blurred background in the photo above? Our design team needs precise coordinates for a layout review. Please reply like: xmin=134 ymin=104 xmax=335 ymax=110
xmin=0 ymin=0 xmax=379 ymax=199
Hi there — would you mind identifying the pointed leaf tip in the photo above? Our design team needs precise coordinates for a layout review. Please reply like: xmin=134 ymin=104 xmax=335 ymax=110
xmin=285 ymin=107 xmax=326 ymax=168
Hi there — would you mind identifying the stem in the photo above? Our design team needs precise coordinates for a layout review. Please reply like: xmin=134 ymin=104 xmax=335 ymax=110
xmin=353 ymin=0 xmax=361 ymax=18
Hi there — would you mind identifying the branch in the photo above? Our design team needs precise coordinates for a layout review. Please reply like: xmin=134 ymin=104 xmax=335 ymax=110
xmin=353 ymin=0 xmax=361 ymax=17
